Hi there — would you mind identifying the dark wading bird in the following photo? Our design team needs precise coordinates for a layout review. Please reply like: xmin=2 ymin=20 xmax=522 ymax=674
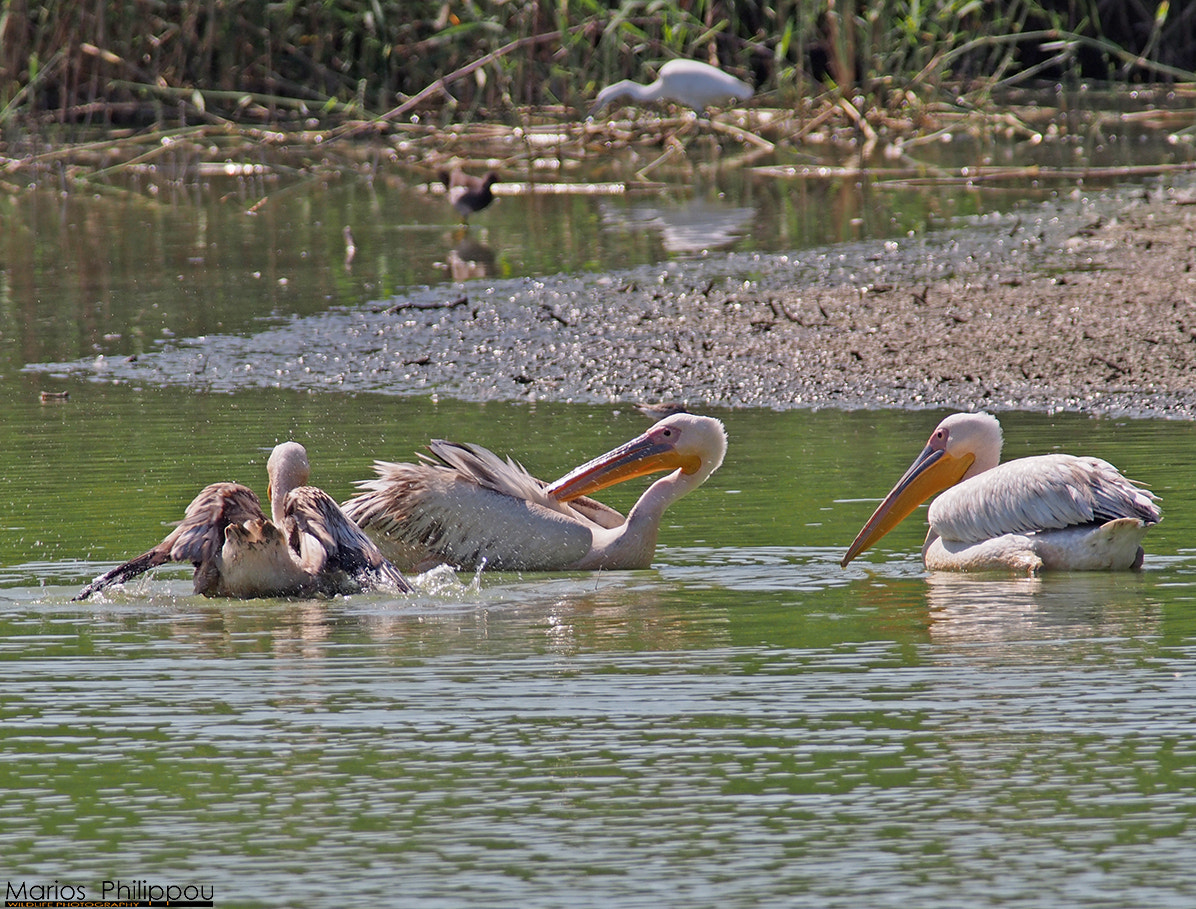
xmin=840 ymin=412 xmax=1160 ymax=574
xmin=588 ymin=59 xmax=753 ymax=118
xmin=75 ymin=442 xmax=412 ymax=600
xmin=440 ymin=168 xmax=500 ymax=223
xmin=342 ymin=413 xmax=728 ymax=573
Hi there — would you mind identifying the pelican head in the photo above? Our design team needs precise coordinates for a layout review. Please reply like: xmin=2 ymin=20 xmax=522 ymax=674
xmin=841 ymin=413 xmax=1003 ymax=567
xmin=544 ymin=413 xmax=727 ymax=502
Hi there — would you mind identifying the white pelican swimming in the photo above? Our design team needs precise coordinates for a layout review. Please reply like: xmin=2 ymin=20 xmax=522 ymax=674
xmin=589 ymin=59 xmax=753 ymax=117
xmin=342 ymin=413 xmax=728 ymax=572
xmin=840 ymin=412 xmax=1160 ymax=573
xmin=75 ymin=442 xmax=412 ymax=600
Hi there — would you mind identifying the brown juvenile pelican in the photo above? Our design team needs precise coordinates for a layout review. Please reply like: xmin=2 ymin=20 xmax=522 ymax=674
xmin=343 ymin=413 xmax=727 ymax=573
xmin=841 ymin=412 xmax=1160 ymax=573
xmin=440 ymin=168 xmax=499 ymax=222
xmin=75 ymin=442 xmax=412 ymax=600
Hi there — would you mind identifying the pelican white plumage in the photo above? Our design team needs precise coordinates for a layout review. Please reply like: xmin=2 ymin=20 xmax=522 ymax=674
xmin=588 ymin=59 xmax=753 ymax=117
xmin=75 ymin=442 xmax=411 ymax=600
xmin=840 ymin=413 xmax=1160 ymax=573
xmin=342 ymin=413 xmax=728 ymax=572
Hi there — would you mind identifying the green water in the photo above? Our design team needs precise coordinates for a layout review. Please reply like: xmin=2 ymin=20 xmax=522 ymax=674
xmin=3 ymin=388 xmax=1196 ymax=908
xmin=4 ymin=153 xmax=1196 ymax=907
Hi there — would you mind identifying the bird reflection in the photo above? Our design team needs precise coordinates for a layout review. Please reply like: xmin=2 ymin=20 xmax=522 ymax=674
xmin=923 ymin=572 xmax=1161 ymax=649
xmin=445 ymin=233 xmax=496 ymax=281
xmin=598 ymin=198 xmax=753 ymax=253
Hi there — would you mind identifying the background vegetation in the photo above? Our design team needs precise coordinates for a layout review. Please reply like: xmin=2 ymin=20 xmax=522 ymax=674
xmin=2 ymin=0 xmax=1193 ymax=133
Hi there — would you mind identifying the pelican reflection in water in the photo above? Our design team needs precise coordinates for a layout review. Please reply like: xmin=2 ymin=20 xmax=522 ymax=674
xmin=840 ymin=412 xmax=1160 ymax=573
xmin=75 ymin=442 xmax=411 ymax=600
xmin=342 ymin=413 xmax=727 ymax=573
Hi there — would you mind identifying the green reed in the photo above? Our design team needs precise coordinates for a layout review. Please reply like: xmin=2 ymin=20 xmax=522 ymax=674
xmin=0 ymin=1 xmax=1191 ymax=134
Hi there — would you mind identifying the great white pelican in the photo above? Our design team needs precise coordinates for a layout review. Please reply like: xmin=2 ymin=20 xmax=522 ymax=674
xmin=840 ymin=412 xmax=1160 ymax=573
xmin=342 ymin=413 xmax=728 ymax=572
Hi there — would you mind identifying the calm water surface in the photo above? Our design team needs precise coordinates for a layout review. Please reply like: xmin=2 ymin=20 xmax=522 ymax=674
xmin=4 ymin=130 xmax=1196 ymax=906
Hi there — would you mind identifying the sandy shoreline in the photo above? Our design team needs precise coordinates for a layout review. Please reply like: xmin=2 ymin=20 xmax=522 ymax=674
xmin=32 ymin=185 xmax=1196 ymax=419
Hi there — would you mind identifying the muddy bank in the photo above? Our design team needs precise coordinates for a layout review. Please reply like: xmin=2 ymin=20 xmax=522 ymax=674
xmin=32 ymin=186 xmax=1196 ymax=419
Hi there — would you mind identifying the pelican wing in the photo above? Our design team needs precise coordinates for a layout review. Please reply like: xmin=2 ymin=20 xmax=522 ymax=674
xmin=426 ymin=440 xmax=626 ymax=529
xmin=74 ymin=482 xmax=265 ymax=600
xmin=283 ymin=487 xmax=412 ymax=593
xmin=929 ymin=454 xmax=1160 ymax=544
xmin=344 ymin=459 xmax=596 ymax=571
xmin=424 ymin=440 xmax=548 ymax=503
xmin=168 ymin=482 xmax=266 ymax=565
xmin=422 ymin=439 xmax=623 ymax=524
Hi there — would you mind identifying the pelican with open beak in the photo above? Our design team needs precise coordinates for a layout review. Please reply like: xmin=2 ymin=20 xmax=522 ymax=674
xmin=343 ymin=413 xmax=727 ymax=572
xmin=840 ymin=412 xmax=1160 ymax=573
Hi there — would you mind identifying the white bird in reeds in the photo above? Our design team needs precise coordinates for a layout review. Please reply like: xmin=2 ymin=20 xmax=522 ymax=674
xmin=588 ymin=59 xmax=753 ymax=118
